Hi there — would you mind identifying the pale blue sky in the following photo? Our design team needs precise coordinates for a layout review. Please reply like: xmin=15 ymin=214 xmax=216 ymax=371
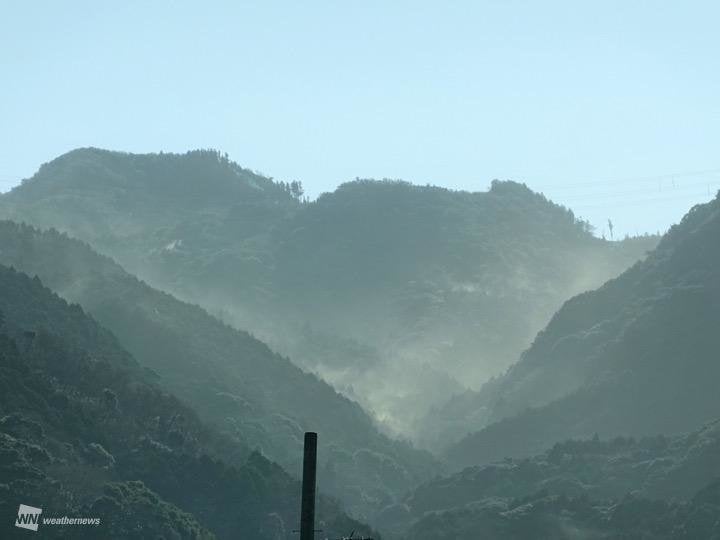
xmin=1 ymin=1 xmax=719 ymax=236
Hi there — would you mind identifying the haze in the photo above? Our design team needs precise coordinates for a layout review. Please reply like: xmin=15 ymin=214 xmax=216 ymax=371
xmin=4 ymin=3 xmax=720 ymax=537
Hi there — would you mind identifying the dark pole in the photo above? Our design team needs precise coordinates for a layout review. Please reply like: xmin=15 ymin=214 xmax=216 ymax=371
xmin=300 ymin=432 xmax=318 ymax=540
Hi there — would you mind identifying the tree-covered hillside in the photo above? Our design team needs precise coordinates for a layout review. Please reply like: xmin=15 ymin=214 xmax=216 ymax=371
xmin=0 ymin=221 xmax=437 ymax=524
xmin=0 ymin=148 xmax=658 ymax=439
xmin=397 ymin=421 xmax=720 ymax=539
xmin=404 ymin=481 xmax=720 ymax=539
xmin=445 ymin=192 xmax=720 ymax=469
xmin=0 ymin=265 xmax=374 ymax=539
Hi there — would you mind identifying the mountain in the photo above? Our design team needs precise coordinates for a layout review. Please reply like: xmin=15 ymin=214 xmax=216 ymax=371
xmin=404 ymin=481 xmax=720 ymax=540
xmin=397 ymin=420 xmax=720 ymax=539
xmin=0 ymin=265 xmax=374 ymax=539
xmin=0 ymin=148 xmax=658 ymax=438
xmin=0 ymin=220 xmax=437 ymax=523
xmin=445 ymin=192 xmax=720 ymax=469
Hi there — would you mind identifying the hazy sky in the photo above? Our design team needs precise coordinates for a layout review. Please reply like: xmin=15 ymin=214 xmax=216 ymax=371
xmin=2 ymin=1 xmax=719 ymax=237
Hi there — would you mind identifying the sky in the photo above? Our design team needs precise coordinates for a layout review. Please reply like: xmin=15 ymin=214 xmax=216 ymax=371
xmin=1 ymin=0 xmax=719 ymax=237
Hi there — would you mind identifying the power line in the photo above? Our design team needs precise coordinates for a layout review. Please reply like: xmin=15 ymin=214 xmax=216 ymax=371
xmin=546 ymin=180 xmax=720 ymax=202
xmin=572 ymin=191 xmax=718 ymax=210
xmin=518 ymin=168 xmax=720 ymax=190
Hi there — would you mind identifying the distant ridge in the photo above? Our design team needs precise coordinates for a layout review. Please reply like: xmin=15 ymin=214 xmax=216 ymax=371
xmin=0 ymin=148 xmax=658 ymax=442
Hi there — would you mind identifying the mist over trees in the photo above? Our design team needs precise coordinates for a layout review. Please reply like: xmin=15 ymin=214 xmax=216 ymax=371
xmin=0 ymin=265 xmax=374 ymax=539
xmin=0 ymin=149 xmax=657 ymax=441
xmin=0 ymin=220 xmax=436 ymax=524
xmin=1 ymin=148 xmax=718 ymax=539
xmin=444 ymin=192 xmax=720 ymax=470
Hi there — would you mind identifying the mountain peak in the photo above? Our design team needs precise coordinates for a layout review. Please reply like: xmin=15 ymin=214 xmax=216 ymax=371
xmin=5 ymin=147 xmax=299 ymax=222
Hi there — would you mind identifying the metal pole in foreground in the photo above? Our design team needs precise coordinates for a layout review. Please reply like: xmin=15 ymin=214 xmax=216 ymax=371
xmin=300 ymin=432 xmax=318 ymax=540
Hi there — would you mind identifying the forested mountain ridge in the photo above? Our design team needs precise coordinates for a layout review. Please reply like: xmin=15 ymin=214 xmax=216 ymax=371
xmin=445 ymin=192 xmax=720 ymax=469
xmin=0 ymin=220 xmax=437 ymax=523
xmin=396 ymin=420 xmax=720 ymax=539
xmin=0 ymin=148 xmax=298 ymax=310
xmin=0 ymin=265 xmax=374 ymax=539
xmin=0 ymin=148 xmax=658 ymax=439
xmin=413 ymin=421 xmax=720 ymax=515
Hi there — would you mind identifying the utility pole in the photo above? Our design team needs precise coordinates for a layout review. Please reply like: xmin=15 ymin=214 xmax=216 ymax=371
xmin=294 ymin=433 xmax=374 ymax=540
xmin=300 ymin=432 xmax=318 ymax=540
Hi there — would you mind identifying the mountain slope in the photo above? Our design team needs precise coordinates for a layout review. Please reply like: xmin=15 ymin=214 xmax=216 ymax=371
xmin=396 ymin=420 xmax=720 ymax=539
xmin=0 ymin=265 xmax=373 ymax=539
xmin=0 ymin=148 xmax=657 ymax=437
xmin=445 ymin=193 xmax=720 ymax=469
xmin=0 ymin=220 xmax=437 ymax=522
xmin=403 ymin=481 xmax=720 ymax=540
